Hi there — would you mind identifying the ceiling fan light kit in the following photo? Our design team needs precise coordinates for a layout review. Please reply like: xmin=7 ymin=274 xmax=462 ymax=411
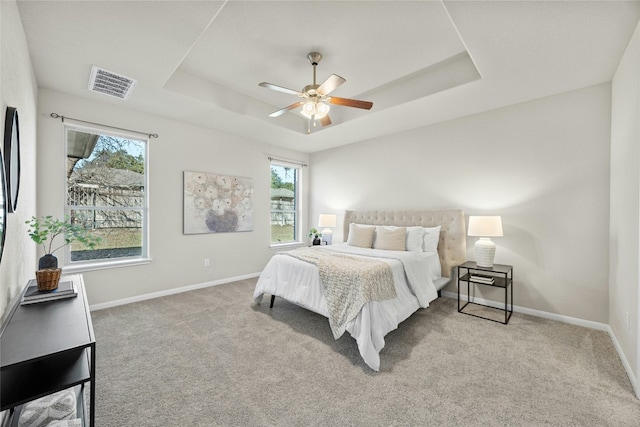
xmin=259 ymin=51 xmax=373 ymax=133
xmin=301 ymin=99 xmax=329 ymax=120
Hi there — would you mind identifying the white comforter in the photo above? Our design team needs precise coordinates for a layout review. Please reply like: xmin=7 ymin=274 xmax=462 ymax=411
xmin=253 ymin=244 xmax=441 ymax=371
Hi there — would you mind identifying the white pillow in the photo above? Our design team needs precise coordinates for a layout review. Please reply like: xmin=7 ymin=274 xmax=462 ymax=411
xmin=48 ymin=421 xmax=82 ymax=427
xmin=405 ymin=226 xmax=425 ymax=252
xmin=373 ymin=226 xmax=406 ymax=251
xmin=347 ymin=224 xmax=375 ymax=248
xmin=422 ymin=226 xmax=441 ymax=252
xmin=19 ymin=389 xmax=76 ymax=427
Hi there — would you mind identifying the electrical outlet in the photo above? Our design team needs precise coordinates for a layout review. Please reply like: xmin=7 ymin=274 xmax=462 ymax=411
xmin=203 ymin=258 xmax=210 ymax=267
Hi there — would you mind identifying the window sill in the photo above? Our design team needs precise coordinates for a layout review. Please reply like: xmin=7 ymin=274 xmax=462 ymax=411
xmin=63 ymin=257 xmax=152 ymax=274
xmin=270 ymin=242 xmax=305 ymax=251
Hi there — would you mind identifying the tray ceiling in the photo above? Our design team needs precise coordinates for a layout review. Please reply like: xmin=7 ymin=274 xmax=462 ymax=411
xmin=16 ymin=0 xmax=640 ymax=153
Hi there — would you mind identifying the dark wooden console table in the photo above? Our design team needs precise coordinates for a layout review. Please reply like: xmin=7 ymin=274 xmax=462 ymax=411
xmin=1 ymin=274 xmax=95 ymax=426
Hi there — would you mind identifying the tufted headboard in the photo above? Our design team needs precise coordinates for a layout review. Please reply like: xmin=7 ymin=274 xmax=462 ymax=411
xmin=343 ymin=209 xmax=467 ymax=278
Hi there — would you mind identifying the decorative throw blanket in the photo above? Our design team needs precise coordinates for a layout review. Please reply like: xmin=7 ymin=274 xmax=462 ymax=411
xmin=281 ymin=247 xmax=396 ymax=339
xmin=18 ymin=388 xmax=77 ymax=427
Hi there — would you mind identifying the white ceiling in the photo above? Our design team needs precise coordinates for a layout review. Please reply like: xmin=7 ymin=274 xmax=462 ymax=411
xmin=16 ymin=0 xmax=640 ymax=153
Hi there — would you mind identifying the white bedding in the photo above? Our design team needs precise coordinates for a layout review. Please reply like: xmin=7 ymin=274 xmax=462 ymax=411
xmin=253 ymin=243 xmax=442 ymax=371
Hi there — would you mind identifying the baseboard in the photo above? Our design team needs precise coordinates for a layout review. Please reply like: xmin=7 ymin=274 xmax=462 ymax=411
xmin=442 ymin=291 xmax=639 ymax=400
xmin=607 ymin=326 xmax=640 ymax=399
xmin=89 ymin=272 xmax=261 ymax=311
xmin=441 ymin=291 xmax=609 ymax=331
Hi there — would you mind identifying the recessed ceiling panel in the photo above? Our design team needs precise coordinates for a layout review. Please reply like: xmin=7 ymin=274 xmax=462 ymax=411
xmin=171 ymin=0 xmax=469 ymax=131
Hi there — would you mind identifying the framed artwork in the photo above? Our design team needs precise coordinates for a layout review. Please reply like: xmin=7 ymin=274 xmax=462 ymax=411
xmin=3 ymin=107 xmax=20 ymax=213
xmin=0 ymin=143 xmax=6 ymax=264
xmin=183 ymin=171 xmax=253 ymax=234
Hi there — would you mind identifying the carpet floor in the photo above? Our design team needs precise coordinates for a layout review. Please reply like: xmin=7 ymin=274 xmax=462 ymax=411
xmin=91 ymin=278 xmax=640 ymax=426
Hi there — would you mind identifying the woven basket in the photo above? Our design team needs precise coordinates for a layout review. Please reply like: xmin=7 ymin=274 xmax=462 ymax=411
xmin=36 ymin=268 xmax=62 ymax=291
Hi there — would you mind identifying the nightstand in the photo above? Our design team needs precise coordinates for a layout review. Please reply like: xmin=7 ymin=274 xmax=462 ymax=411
xmin=457 ymin=261 xmax=513 ymax=324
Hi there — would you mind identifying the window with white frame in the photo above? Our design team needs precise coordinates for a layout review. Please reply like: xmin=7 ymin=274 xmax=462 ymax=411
xmin=65 ymin=125 xmax=149 ymax=266
xmin=270 ymin=162 xmax=299 ymax=244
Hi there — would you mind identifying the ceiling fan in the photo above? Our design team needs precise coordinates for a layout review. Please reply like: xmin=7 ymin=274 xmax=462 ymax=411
xmin=259 ymin=52 xmax=373 ymax=133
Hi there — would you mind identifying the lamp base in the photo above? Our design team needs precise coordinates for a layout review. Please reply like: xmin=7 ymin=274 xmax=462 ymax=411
xmin=322 ymin=229 xmax=333 ymax=245
xmin=474 ymin=237 xmax=496 ymax=268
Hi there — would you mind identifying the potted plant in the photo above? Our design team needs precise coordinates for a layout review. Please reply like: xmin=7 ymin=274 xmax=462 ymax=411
xmin=26 ymin=215 xmax=100 ymax=290
xmin=308 ymin=228 xmax=322 ymax=246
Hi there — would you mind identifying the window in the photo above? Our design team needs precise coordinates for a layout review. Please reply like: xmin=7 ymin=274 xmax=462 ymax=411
xmin=65 ymin=125 xmax=148 ymax=268
xmin=270 ymin=162 xmax=299 ymax=245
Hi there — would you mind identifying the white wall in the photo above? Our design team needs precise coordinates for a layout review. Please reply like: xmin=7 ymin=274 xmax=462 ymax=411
xmin=37 ymin=89 xmax=309 ymax=306
xmin=610 ymin=19 xmax=640 ymax=387
xmin=310 ymin=84 xmax=611 ymax=323
xmin=0 ymin=0 xmax=38 ymax=322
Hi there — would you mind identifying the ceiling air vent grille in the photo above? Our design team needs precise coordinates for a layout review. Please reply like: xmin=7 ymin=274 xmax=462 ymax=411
xmin=88 ymin=66 xmax=138 ymax=100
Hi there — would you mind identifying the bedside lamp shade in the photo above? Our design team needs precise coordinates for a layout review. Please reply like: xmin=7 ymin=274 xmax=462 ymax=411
xmin=318 ymin=214 xmax=337 ymax=245
xmin=468 ymin=216 xmax=503 ymax=268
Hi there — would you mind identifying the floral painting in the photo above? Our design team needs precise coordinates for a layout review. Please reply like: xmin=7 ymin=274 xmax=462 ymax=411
xmin=183 ymin=171 xmax=253 ymax=234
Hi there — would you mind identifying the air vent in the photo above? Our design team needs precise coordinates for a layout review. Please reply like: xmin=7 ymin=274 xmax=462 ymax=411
xmin=88 ymin=66 xmax=138 ymax=100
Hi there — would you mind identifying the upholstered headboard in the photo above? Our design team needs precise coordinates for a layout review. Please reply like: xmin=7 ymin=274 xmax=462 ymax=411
xmin=343 ymin=209 xmax=467 ymax=278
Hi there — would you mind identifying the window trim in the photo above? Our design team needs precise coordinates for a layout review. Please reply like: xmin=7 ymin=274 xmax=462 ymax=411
xmin=63 ymin=123 xmax=150 ymax=270
xmin=62 ymin=256 xmax=152 ymax=274
xmin=269 ymin=160 xmax=301 ymax=247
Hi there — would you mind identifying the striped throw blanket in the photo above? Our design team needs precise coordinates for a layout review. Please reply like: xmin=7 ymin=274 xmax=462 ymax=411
xmin=281 ymin=247 xmax=396 ymax=339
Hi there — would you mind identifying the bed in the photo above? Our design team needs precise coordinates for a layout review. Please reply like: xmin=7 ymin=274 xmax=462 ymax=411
xmin=253 ymin=209 xmax=467 ymax=371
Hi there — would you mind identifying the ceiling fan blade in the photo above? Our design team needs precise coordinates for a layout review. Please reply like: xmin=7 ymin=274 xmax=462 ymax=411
xmin=328 ymin=97 xmax=373 ymax=110
xmin=317 ymin=74 xmax=346 ymax=96
xmin=268 ymin=101 xmax=305 ymax=117
xmin=319 ymin=115 xmax=331 ymax=126
xmin=259 ymin=82 xmax=302 ymax=96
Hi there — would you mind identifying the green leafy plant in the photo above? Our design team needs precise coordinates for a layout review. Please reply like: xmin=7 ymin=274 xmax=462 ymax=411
xmin=307 ymin=228 xmax=322 ymax=239
xmin=26 ymin=215 xmax=100 ymax=255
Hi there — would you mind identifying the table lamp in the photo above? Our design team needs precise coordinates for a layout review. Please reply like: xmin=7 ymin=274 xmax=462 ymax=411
xmin=318 ymin=214 xmax=337 ymax=245
xmin=467 ymin=216 xmax=503 ymax=268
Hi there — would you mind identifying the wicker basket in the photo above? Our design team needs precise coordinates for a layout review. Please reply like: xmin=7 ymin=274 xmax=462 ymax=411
xmin=36 ymin=268 xmax=62 ymax=291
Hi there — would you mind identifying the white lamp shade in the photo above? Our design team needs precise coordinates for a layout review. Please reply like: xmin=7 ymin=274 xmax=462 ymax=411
xmin=301 ymin=101 xmax=330 ymax=119
xmin=318 ymin=214 xmax=336 ymax=245
xmin=467 ymin=216 xmax=503 ymax=237
xmin=301 ymin=102 xmax=315 ymax=118
xmin=318 ymin=214 xmax=337 ymax=228
xmin=316 ymin=102 xmax=330 ymax=118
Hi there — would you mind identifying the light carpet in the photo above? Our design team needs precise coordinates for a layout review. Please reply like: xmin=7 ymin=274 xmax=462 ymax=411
xmin=90 ymin=278 xmax=640 ymax=426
